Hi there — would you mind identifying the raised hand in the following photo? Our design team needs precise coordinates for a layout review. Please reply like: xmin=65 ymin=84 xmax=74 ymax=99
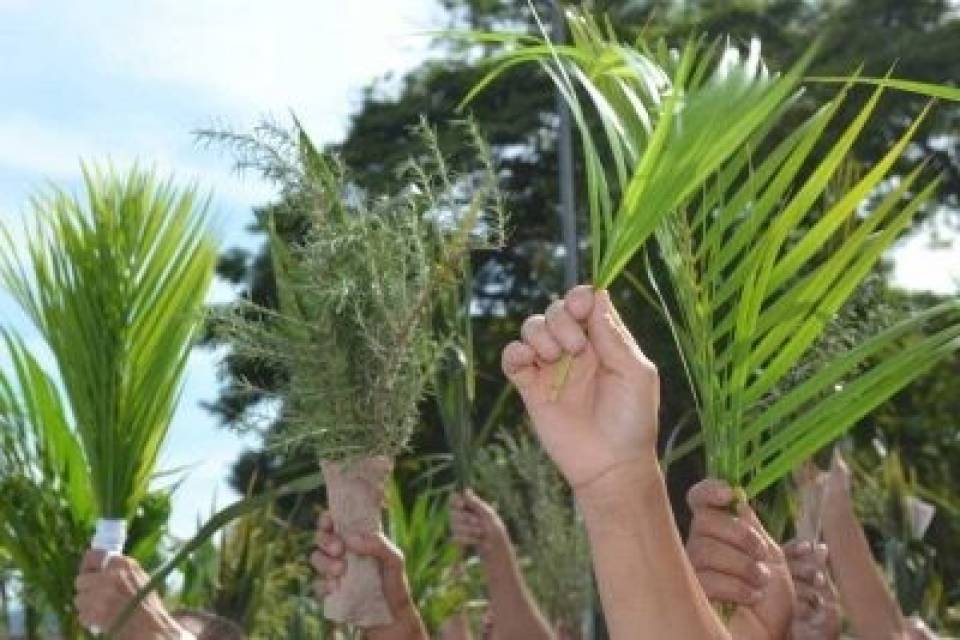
xmin=75 ymin=551 xmax=188 ymax=640
xmin=449 ymin=490 xmax=508 ymax=557
xmin=501 ymin=286 xmax=660 ymax=490
xmin=783 ymin=540 xmax=841 ymax=640
xmin=311 ymin=511 xmax=427 ymax=640
xmin=685 ymin=480 xmax=795 ymax=640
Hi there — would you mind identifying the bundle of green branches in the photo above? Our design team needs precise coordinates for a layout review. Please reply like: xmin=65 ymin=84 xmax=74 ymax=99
xmin=461 ymin=7 xmax=960 ymax=501
xmin=0 ymin=165 xmax=215 ymax=524
xmin=208 ymin=116 xmax=504 ymax=627
xmin=473 ymin=431 xmax=591 ymax=636
xmin=0 ymin=164 xmax=215 ymax=633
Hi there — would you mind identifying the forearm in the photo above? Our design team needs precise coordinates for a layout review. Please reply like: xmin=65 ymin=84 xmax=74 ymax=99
xmin=481 ymin=529 xmax=555 ymax=640
xmin=822 ymin=496 xmax=906 ymax=640
xmin=366 ymin=603 xmax=429 ymax=640
xmin=576 ymin=453 xmax=729 ymax=640
xmin=438 ymin=612 xmax=475 ymax=640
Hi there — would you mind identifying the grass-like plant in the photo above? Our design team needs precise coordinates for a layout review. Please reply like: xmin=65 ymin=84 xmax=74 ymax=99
xmin=0 ymin=165 xmax=217 ymax=528
xmin=461 ymin=8 xmax=960 ymax=498
xmin=206 ymin=116 xmax=504 ymax=626
xmin=473 ymin=431 xmax=592 ymax=635
xmin=385 ymin=480 xmax=466 ymax=634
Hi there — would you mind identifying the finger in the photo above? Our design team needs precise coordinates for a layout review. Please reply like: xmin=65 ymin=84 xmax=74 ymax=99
xmin=790 ymin=560 xmax=826 ymax=588
xmin=502 ymin=340 xmax=537 ymax=392
xmin=319 ymin=529 xmax=345 ymax=557
xmin=310 ymin=550 xmax=346 ymax=578
xmin=687 ymin=537 xmax=770 ymax=588
xmin=795 ymin=583 xmax=824 ymax=611
xmin=564 ymin=285 xmax=595 ymax=321
xmin=696 ymin=570 xmax=762 ymax=606
xmin=688 ymin=508 xmax=766 ymax=561
xmin=104 ymin=554 xmax=135 ymax=575
xmin=463 ymin=491 xmax=496 ymax=519
xmin=520 ymin=315 xmax=562 ymax=363
xmin=814 ymin=543 xmax=829 ymax=565
xmin=450 ymin=509 xmax=483 ymax=527
xmin=319 ymin=511 xmax=334 ymax=533
xmin=74 ymin=593 xmax=108 ymax=627
xmin=545 ymin=299 xmax=587 ymax=354
xmin=585 ymin=290 xmax=647 ymax=371
xmin=450 ymin=521 xmax=485 ymax=540
xmin=783 ymin=540 xmax=814 ymax=559
xmin=687 ymin=480 xmax=736 ymax=510
xmin=735 ymin=502 xmax=779 ymax=552
xmin=80 ymin=549 xmax=107 ymax=573
xmin=452 ymin=532 xmax=483 ymax=547
xmin=344 ymin=533 xmax=404 ymax=569
xmin=449 ymin=492 xmax=465 ymax=510
xmin=75 ymin=572 xmax=105 ymax=591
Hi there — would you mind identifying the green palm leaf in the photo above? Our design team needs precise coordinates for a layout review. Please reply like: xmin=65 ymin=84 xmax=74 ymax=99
xmin=0 ymin=331 xmax=93 ymax=638
xmin=0 ymin=164 xmax=217 ymax=520
xmin=458 ymin=9 xmax=815 ymax=288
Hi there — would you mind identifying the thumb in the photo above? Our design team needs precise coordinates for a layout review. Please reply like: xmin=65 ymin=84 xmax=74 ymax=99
xmin=586 ymin=290 xmax=646 ymax=373
xmin=345 ymin=533 xmax=408 ymax=599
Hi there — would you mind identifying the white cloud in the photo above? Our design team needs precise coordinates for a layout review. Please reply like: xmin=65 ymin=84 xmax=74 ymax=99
xmin=81 ymin=0 xmax=440 ymax=142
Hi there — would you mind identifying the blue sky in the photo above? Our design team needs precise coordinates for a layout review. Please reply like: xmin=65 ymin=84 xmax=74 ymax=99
xmin=0 ymin=0 xmax=957 ymax=541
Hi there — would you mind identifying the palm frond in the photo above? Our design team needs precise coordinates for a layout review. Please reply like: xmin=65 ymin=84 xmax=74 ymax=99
xmin=461 ymin=7 xmax=960 ymax=496
xmin=458 ymin=9 xmax=815 ymax=288
xmin=0 ymin=164 xmax=217 ymax=519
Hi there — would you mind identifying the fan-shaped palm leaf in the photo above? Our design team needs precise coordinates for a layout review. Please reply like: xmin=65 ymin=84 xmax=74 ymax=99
xmin=0 ymin=164 xmax=217 ymax=520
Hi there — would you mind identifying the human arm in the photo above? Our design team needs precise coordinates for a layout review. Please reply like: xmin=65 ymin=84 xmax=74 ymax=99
xmin=312 ymin=511 xmax=428 ymax=640
xmin=449 ymin=490 xmax=554 ymax=640
xmin=502 ymin=286 xmax=728 ymax=640
xmin=437 ymin=611 xmax=475 ymax=640
xmin=821 ymin=455 xmax=909 ymax=640
xmin=74 ymin=551 xmax=193 ymax=640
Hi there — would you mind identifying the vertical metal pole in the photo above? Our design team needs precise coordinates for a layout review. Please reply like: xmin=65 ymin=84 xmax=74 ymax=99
xmin=549 ymin=9 xmax=593 ymax=639
xmin=551 ymin=0 xmax=579 ymax=290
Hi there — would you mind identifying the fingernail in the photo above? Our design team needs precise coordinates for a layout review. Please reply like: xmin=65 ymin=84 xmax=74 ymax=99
xmin=814 ymin=571 xmax=825 ymax=587
xmin=750 ymin=590 xmax=764 ymax=604
xmin=797 ymin=541 xmax=812 ymax=554
xmin=755 ymin=562 xmax=770 ymax=584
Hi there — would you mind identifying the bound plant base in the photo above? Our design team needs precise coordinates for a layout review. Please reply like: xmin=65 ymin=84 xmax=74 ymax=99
xmin=321 ymin=455 xmax=394 ymax=627
xmin=89 ymin=518 xmax=127 ymax=634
